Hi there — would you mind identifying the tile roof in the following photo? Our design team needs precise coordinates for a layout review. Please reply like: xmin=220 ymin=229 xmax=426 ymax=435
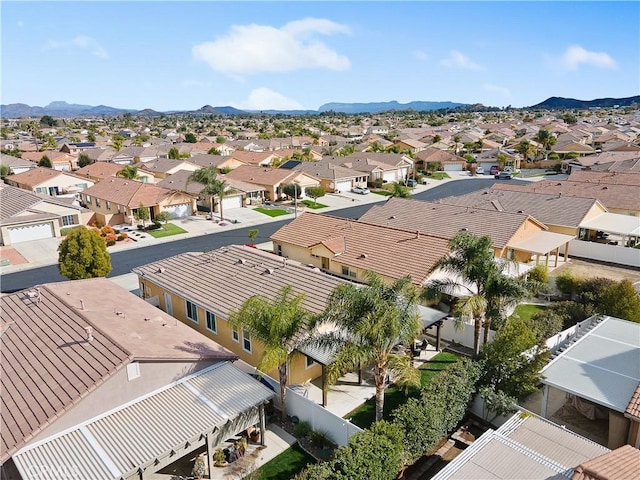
xmin=270 ymin=212 xmax=451 ymax=284
xmin=81 ymin=176 xmax=192 ymax=207
xmin=224 ymin=164 xmax=306 ymax=186
xmin=75 ymin=161 xmax=123 ymax=180
xmin=492 ymin=180 xmax=640 ymax=211
xmin=188 ymin=153 xmax=235 ymax=167
xmin=156 ymin=169 xmax=261 ymax=195
xmin=438 ymin=188 xmax=603 ymax=228
xmin=567 ymin=170 xmax=640 ymax=187
xmin=624 ymin=382 xmax=640 ymax=420
xmin=359 ymin=198 xmax=538 ymax=249
xmin=345 ymin=152 xmax=410 ymax=166
xmin=132 ymin=244 xmax=354 ymax=316
xmin=4 ymin=166 xmax=64 ymax=187
xmin=230 ymin=151 xmax=279 ymax=165
xmin=0 ymin=153 xmax=36 ymax=169
xmin=138 ymin=157 xmax=197 ymax=173
xmin=0 ymin=183 xmax=43 ymax=220
xmin=415 ymin=147 xmax=465 ymax=163
xmin=293 ymin=160 xmax=366 ymax=180
xmin=0 ymin=278 xmax=237 ymax=462
xmin=571 ymin=445 xmax=640 ymax=480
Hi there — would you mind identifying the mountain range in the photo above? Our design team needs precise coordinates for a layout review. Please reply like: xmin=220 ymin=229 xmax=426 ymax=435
xmin=1 ymin=96 xmax=638 ymax=118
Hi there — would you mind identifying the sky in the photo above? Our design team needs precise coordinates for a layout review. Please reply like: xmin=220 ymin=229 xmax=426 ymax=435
xmin=1 ymin=1 xmax=638 ymax=111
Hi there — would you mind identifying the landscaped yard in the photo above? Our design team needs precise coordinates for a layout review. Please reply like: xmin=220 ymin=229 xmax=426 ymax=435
xmin=510 ymin=304 xmax=548 ymax=322
xmin=372 ymin=190 xmax=392 ymax=196
xmin=256 ymin=443 xmax=315 ymax=479
xmin=254 ymin=207 xmax=290 ymax=217
xmin=345 ymin=351 xmax=460 ymax=429
xmin=146 ymin=223 xmax=187 ymax=238
xmin=424 ymin=172 xmax=450 ymax=180
xmin=302 ymin=199 xmax=328 ymax=209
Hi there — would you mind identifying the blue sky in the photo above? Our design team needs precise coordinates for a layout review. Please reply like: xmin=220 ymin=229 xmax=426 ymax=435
xmin=2 ymin=1 xmax=638 ymax=111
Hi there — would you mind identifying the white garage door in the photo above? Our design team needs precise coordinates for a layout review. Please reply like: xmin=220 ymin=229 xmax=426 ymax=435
xmin=444 ymin=163 xmax=463 ymax=171
xmin=383 ymin=171 xmax=396 ymax=182
xmin=335 ymin=180 xmax=352 ymax=192
xmin=162 ymin=203 xmax=192 ymax=218
xmin=9 ymin=223 xmax=54 ymax=243
xmin=221 ymin=195 xmax=242 ymax=210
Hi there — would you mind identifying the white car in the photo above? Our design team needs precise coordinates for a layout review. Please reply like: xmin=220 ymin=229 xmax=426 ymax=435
xmin=476 ymin=166 xmax=484 ymax=175
xmin=352 ymin=186 xmax=370 ymax=195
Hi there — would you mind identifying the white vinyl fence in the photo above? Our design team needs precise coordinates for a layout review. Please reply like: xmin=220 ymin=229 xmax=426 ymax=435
xmin=569 ymin=239 xmax=640 ymax=268
xmin=440 ymin=317 xmax=495 ymax=350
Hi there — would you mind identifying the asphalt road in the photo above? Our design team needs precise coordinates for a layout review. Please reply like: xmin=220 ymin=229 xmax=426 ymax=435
xmin=0 ymin=178 xmax=525 ymax=293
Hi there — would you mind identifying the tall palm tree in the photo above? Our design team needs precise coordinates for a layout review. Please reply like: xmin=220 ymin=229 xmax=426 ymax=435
xmin=452 ymin=135 xmax=462 ymax=155
xmin=515 ymin=139 xmax=534 ymax=163
xmin=311 ymin=272 xmax=421 ymax=422
xmin=228 ymin=286 xmax=314 ymax=423
xmin=116 ymin=165 xmax=139 ymax=180
xmin=534 ymin=129 xmax=557 ymax=160
xmin=425 ymin=232 xmax=530 ymax=355
xmin=187 ymin=166 xmax=229 ymax=221
xmin=389 ymin=182 xmax=412 ymax=198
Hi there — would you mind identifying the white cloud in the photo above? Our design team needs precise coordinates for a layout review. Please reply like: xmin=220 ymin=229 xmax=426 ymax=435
xmin=440 ymin=50 xmax=484 ymax=71
xmin=238 ymin=88 xmax=304 ymax=110
xmin=44 ymin=35 xmax=108 ymax=59
xmin=559 ymin=45 xmax=617 ymax=70
xmin=414 ymin=50 xmax=429 ymax=61
xmin=483 ymin=83 xmax=511 ymax=98
xmin=192 ymin=18 xmax=350 ymax=75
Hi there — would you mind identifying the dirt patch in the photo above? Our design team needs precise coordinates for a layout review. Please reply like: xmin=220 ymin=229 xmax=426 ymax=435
xmin=0 ymin=246 xmax=28 ymax=266
xmin=552 ymin=258 xmax=640 ymax=283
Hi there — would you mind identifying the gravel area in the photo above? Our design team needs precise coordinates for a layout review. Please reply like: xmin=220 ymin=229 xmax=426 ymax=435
xmin=551 ymin=258 xmax=640 ymax=284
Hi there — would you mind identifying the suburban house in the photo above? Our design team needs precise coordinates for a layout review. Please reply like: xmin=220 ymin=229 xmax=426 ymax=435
xmin=282 ymin=159 xmax=369 ymax=193
xmin=80 ymin=176 xmax=197 ymax=225
xmin=75 ymin=161 xmax=128 ymax=182
xmin=189 ymin=153 xmax=245 ymax=172
xmin=224 ymin=165 xmax=320 ymax=201
xmin=341 ymin=152 xmax=414 ymax=183
xmin=4 ymin=167 xmax=94 ymax=197
xmin=360 ymin=198 xmax=574 ymax=268
xmin=136 ymin=157 xmax=200 ymax=180
xmin=391 ymin=138 xmax=428 ymax=154
xmin=58 ymin=141 xmax=96 ymax=154
xmin=21 ymin=150 xmax=76 ymax=171
xmin=132 ymin=244 xmax=354 ymax=386
xmin=0 ymin=153 xmax=36 ymax=175
xmin=414 ymin=147 xmax=467 ymax=172
xmin=0 ymin=278 xmax=275 ymax=480
xmin=229 ymin=151 xmax=283 ymax=167
xmin=80 ymin=146 xmax=118 ymax=163
xmin=270 ymin=212 xmax=452 ymax=286
xmin=0 ymin=184 xmax=90 ymax=245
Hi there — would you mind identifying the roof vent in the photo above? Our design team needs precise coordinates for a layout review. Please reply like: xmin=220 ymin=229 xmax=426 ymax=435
xmin=236 ymin=258 xmax=246 ymax=265
xmin=85 ymin=326 xmax=93 ymax=343
xmin=602 ymin=186 xmax=608 ymax=190
xmin=517 ymin=210 xmax=524 ymax=214
xmin=359 ymin=253 xmax=368 ymax=259
xmin=262 ymin=268 xmax=274 ymax=275
xmin=388 ymin=215 xmax=396 ymax=219
xmin=80 ymin=299 xmax=85 ymax=310
xmin=157 ymin=267 xmax=165 ymax=273
xmin=556 ymin=182 xmax=562 ymax=186
xmin=460 ymin=227 xmax=468 ymax=231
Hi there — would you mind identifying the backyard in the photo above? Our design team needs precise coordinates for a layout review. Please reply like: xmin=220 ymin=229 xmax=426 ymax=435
xmin=255 ymin=443 xmax=315 ymax=479
xmin=509 ymin=303 xmax=548 ymax=322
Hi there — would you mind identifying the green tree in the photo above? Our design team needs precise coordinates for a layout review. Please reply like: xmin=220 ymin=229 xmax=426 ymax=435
xmin=134 ymin=203 xmax=150 ymax=225
xmin=187 ymin=166 xmax=229 ymax=221
xmin=207 ymin=147 xmax=221 ymax=155
xmin=248 ymin=228 xmax=259 ymax=245
xmin=116 ymin=165 xmax=139 ymax=180
xmin=112 ymin=134 xmax=125 ymax=151
xmin=38 ymin=155 xmax=53 ymax=168
xmin=283 ymin=183 xmax=302 ymax=199
xmin=58 ymin=226 xmax=112 ymax=280
xmin=40 ymin=115 xmax=57 ymax=127
xmin=40 ymin=135 xmax=58 ymax=150
xmin=525 ymin=310 xmax=564 ymax=341
xmin=452 ymin=134 xmax=462 ymax=155
xmin=534 ymin=129 xmax=557 ymax=159
xmin=216 ymin=136 xmax=226 ymax=144
xmin=0 ymin=164 xmax=12 ymax=178
xmin=598 ymin=280 xmax=640 ymax=322
xmin=87 ymin=131 xmax=96 ymax=142
xmin=305 ymin=185 xmax=326 ymax=205
xmin=516 ymin=139 xmax=534 ymax=163
xmin=432 ymin=134 xmax=442 ymax=144
xmin=168 ymin=147 xmax=180 ymax=159
xmin=184 ymin=132 xmax=197 ymax=143
xmin=313 ymin=272 xmax=421 ymax=422
xmin=426 ymin=233 xmax=530 ymax=355
xmin=77 ymin=153 xmax=94 ymax=168
xmin=228 ymin=286 xmax=314 ymax=423
xmin=389 ymin=182 xmax=412 ymax=198
xmin=155 ymin=211 xmax=173 ymax=228
xmin=479 ymin=316 xmax=550 ymax=399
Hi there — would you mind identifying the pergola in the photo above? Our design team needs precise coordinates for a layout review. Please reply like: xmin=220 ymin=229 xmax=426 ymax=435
xmin=509 ymin=231 xmax=575 ymax=268
xmin=579 ymin=213 xmax=640 ymax=247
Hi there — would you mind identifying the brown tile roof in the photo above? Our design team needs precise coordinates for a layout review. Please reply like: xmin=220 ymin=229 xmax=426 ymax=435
xmin=0 ymin=153 xmax=36 ymax=169
xmin=345 ymin=152 xmax=410 ymax=166
xmin=189 ymin=154 xmax=235 ymax=168
xmin=81 ymin=176 xmax=193 ymax=207
xmin=0 ymin=183 xmax=43 ymax=219
xmin=415 ymin=147 xmax=465 ymax=163
xmin=138 ymin=157 xmax=197 ymax=174
xmin=571 ymin=445 xmax=640 ymax=480
xmin=230 ymin=151 xmax=279 ymax=165
xmin=438 ymin=188 xmax=603 ymax=228
xmin=132 ymin=244 xmax=354 ymax=316
xmin=359 ymin=198 xmax=540 ymax=249
xmin=0 ymin=278 xmax=237 ymax=462
xmin=75 ymin=161 xmax=123 ymax=180
xmin=270 ymin=212 xmax=451 ymax=284
xmin=492 ymin=180 xmax=640 ymax=211
xmin=4 ymin=166 xmax=64 ymax=187
xmin=624 ymin=382 xmax=640 ymax=420
xmin=293 ymin=161 xmax=365 ymax=180
xmin=568 ymin=170 xmax=640 ymax=187
xmin=224 ymin=164 xmax=304 ymax=186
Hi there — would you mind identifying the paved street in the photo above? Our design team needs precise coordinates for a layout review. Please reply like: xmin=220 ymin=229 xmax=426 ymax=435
xmin=0 ymin=177 xmax=530 ymax=293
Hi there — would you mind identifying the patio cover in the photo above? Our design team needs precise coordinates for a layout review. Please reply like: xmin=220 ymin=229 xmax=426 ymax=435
xmin=579 ymin=213 xmax=640 ymax=236
xmin=11 ymin=362 xmax=274 ymax=480
xmin=417 ymin=305 xmax=448 ymax=329
xmin=509 ymin=231 xmax=575 ymax=254
xmin=541 ymin=317 xmax=640 ymax=413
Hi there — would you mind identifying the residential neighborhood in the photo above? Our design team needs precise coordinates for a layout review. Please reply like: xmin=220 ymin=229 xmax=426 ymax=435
xmin=1 ymin=103 xmax=639 ymax=480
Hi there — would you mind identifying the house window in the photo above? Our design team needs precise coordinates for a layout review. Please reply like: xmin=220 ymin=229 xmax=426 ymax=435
xmin=85 ymin=195 xmax=91 ymax=204
xmin=106 ymin=201 xmax=111 ymax=210
xmin=306 ymin=356 xmax=317 ymax=369
xmin=232 ymin=327 xmax=239 ymax=342
xmin=61 ymin=214 xmax=76 ymax=226
xmin=275 ymin=244 xmax=282 ymax=256
xmin=35 ymin=187 xmax=47 ymax=194
xmin=206 ymin=311 xmax=217 ymax=333
xmin=186 ymin=300 xmax=198 ymax=323
xmin=341 ymin=266 xmax=357 ymax=278
xmin=242 ymin=330 xmax=252 ymax=353
xmin=95 ymin=198 xmax=101 ymax=208
xmin=117 ymin=204 xmax=121 ymax=213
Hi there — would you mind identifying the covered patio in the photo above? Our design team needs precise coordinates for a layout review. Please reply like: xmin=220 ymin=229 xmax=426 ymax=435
xmin=578 ymin=213 xmax=640 ymax=248
xmin=509 ymin=230 xmax=575 ymax=269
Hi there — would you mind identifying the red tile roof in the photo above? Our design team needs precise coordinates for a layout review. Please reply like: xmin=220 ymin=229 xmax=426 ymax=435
xmin=571 ymin=445 xmax=640 ymax=480
xmin=624 ymin=382 xmax=640 ymax=420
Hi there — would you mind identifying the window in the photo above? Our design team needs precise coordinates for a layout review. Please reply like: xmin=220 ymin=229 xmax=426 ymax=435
xmin=275 ymin=244 xmax=282 ymax=256
xmin=186 ymin=300 xmax=198 ymax=323
xmin=85 ymin=195 xmax=91 ymax=204
xmin=341 ymin=266 xmax=357 ymax=278
xmin=117 ymin=204 xmax=121 ymax=213
xmin=232 ymin=327 xmax=239 ymax=342
xmin=95 ymin=198 xmax=101 ymax=208
xmin=306 ymin=356 xmax=317 ymax=369
xmin=242 ymin=330 xmax=252 ymax=353
xmin=106 ymin=201 xmax=111 ymax=210
xmin=206 ymin=311 xmax=217 ymax=333
xmin=61 ymin=214 xmax=76 ymax=226
xmin=35 ymin=187 xmax=47 ymax=194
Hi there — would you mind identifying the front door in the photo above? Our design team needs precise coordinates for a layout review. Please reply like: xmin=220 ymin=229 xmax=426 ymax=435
xmin=164 ymin=293 xmax=173 ymax=315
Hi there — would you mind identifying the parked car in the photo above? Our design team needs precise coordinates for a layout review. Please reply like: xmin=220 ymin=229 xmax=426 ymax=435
xmin=352 ymin=186 xmax=370 ymax=195
xmin=405 ymin=178 xmax=418 ymax=187
xmin=503 ymin=166 xmax=513 ymax=173
xmin=489 ymin=165 xmax=500 ymax=175
xmin=475 ymin=166 xmax=484 ymax=175
xmin=494 ymin=171 xmax=513 ymax=180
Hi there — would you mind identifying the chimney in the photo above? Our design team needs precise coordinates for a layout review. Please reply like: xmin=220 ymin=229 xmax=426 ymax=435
xmin=80 ymin=299 xmax=85 ymax=310
xmin=85 ymin=326 xmax=93 ymax=343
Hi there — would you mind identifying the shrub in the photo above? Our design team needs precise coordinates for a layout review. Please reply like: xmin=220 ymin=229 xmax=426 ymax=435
xmin=106 ymin=239 xmax=116 ymax=246
xmin=60 ymin=227 xmax=78 ymax=236
xmin=293 ymin=421 xmax=311 ymax=438
xmin=100 ymin=225 xmax=115 ymax=236
xmin=137 ymin=224 xmax=145 ymax=230
xmin=308 ymin=430 xmax=333 ymax=449
xmin=528 ymin=265 xmax=549 ymax=284
xmin=525 ymin=310 xmax=564 ymax=341
xmin=554 ymin=271 xmax=579 ymax=297
xmin=368 ymin=178 xmax=383 ymax=189
xmin=116 ymin=234 xmax=126 ymax=242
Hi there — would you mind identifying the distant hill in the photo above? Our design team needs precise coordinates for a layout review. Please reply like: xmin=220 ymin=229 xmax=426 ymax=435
xmin=0 ymin=101 xmax=135 ymax=117
xmin=318 ymin=100 xmax=467 ymax=114
xmin=531 ymin=96 xmax=640 ymax=110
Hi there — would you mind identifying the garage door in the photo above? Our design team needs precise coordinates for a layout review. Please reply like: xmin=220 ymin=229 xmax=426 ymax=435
xmin=444 ymin=163 xmax=463 ymax=171
xmin=383 ymin=171 xmax=396 ymax=182
xmin=9 ymin=223 xmax=54 ymax=243
xmin=221 ymin=195 xmax=243 ymax=210
xmin=335 ymin=180 xmax=352 ymax=193
xmin=162 ymin=203 xmax=192 ymax=218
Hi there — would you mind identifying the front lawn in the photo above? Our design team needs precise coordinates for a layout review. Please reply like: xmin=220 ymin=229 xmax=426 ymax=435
xmin=372 ymin=190 xmax=392 ymax=196
xmin=345 ymin=351 xmax=460 ymax=429
xmin=254 ymin=207 xmax=290 ymax=217
xmin=146 ymin=223 xmax=187 ymax=238
xmin=256 ymin=443 xmax=315 ymax=479
xmin=424 ymin=172 xmax=450 ymax=180
xmin=510 ymin=304 xmax=548 ymax=322
xmin=302 ymin=199 xmax=328 ymax=209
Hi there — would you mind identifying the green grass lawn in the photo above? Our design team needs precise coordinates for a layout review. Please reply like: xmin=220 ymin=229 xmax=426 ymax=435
xmin=146 ymin=223 xmax=187 ymax=238
xmin=372 ymin=190 xmax=392 ymax=196
xmin=302 ymin=199 xmax=328 ymax=209
xmin=256 ymin=443 xmax=315 ymax=479
xmin=345 ymin=351 xmax=459 ymax=429
xmin=254 ymin=207 xmax=290 ymax=217
xmin=424 ymin=172 xmax=450 ymax=180
xmin=510 ymin=304 xmax=548 ymax=322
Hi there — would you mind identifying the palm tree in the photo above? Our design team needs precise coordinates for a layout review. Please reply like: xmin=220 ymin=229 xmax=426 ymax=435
xmin=425 ymin=232 xmax=530 ymax=356
xmin=389 ymin=182 xmax=412 ymax=198
xmin=452 ymin=135 xmax=462 ymax=155
xmin=534 ymin=129 xmax=557 ymax=160
xmin=515 ymin=139 xmax=534 ymax=163
xmin=187 ymin=166 xmax=229 ymax=221
xmin=312 ymin=272 xmax=421 ymax=422
xmin=228 ymin=286 xmax=314 ymax=423
xmin=116 ymin=165 xmax=139 ymax=180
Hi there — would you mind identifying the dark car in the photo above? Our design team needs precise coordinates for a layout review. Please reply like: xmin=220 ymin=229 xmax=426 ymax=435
xmin=494 ymin=171 xmax=512 ymax=180
xmin=405 ymin=178 xmax=418 ymax=187
xmin=489 ymin=165 xmax=500 ymax=175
